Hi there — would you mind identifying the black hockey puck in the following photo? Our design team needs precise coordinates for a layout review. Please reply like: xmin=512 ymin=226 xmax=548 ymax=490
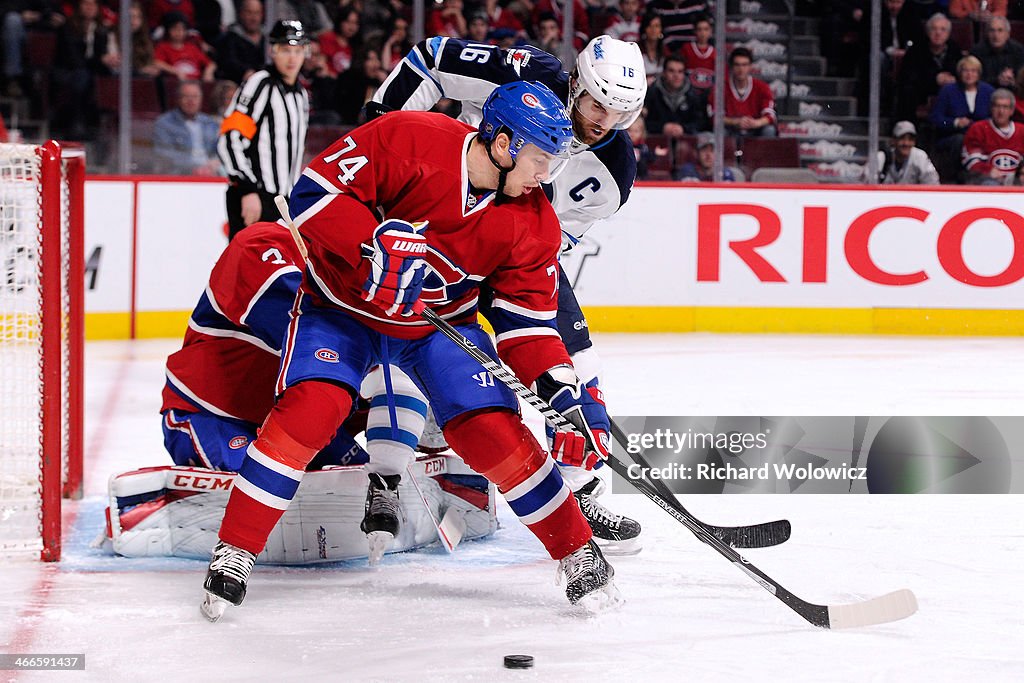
xmin=503 ymin=654 xmax=534 ymax=669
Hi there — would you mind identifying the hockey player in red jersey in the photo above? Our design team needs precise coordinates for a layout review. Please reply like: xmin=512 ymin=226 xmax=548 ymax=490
xmin=200 ymin=81 xmax=621 ymax=621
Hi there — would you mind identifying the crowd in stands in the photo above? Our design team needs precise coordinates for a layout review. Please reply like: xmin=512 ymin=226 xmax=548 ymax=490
xmin=4 ymin=0 xmax=1024 ymax=185
xmin=824 ymin=0 xmax=1024 ymax=184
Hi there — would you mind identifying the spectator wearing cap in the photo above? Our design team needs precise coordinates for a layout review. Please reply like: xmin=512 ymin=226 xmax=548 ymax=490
xmin=155 ymin=12 xmax=217 ymax=81
xmin=643 ymin=55 xmax=709 ymax=137
xmin=962 ymin=87 xmax=1024 ymax=184
xmin=868 ymin=121 xmax=940 ymax=184
xmin=675 ymin=132 xmax=740 ymax=182
xmin=218 ymin=19 xmax=310 ymax=238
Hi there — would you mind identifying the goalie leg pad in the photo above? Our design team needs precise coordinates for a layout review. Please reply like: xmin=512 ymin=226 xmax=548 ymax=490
xmin=444 ymin=408 xmax=592 ymax=559
xmin=219 ymin=381 xmax=354 ymax=554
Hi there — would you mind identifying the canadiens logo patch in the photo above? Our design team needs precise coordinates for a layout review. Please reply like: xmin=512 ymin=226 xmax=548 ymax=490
xmin=989 ymin=150 xmax=1020 ymax=171
xmin=505 ymin=49 xmax=532 ymax=76
xmin=315 ymin=348 xmax=340 ymax=363
xmin=228 ymin=436 xmax=249 ymax=450
xmin=521 ymin=92 xmax=540 ymax=108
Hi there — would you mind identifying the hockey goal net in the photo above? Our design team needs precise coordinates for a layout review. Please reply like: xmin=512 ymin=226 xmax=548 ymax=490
xmin=0 ymin=141 xmax=84 ymax=561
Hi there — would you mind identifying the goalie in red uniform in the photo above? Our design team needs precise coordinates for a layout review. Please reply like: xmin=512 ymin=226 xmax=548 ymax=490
xmin=201 ymin=81 xmax=622 ymax=620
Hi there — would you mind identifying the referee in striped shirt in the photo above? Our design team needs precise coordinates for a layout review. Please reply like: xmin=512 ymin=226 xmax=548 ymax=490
xmin=218 ymin=20 xmax=310 ymax=239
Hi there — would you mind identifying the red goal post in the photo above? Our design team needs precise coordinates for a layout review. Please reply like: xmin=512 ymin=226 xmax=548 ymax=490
xmin=0 ymin=140 xmax=85 ymax=561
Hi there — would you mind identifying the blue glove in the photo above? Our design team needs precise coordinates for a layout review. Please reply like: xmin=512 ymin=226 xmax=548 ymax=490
xmin=537 ymin=369 xmax=611 ymax=470
xmin=361 ymin=219 xmax=428 ymax=316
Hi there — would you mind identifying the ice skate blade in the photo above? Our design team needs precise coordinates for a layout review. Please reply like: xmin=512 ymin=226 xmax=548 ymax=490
xmin=573 ymin=582 xmax=625 ymax=614
xmin=595 ymin=536 xmax=642 ymax=556
xmin=366 ymin=530 xmax=394 ymax=566
xmin=201 ymin=592 xmax=230 ymax=622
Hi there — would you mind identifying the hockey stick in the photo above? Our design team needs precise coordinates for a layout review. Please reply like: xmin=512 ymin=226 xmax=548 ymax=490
xmin=408 ymin=303 xmax=917 ymax=630
xmin=406 ymin=462 xmax=466 ymax=553
xmin=274 ymin=195 xmax=468 ymax=554
xmin=606 ymin=421 xmax=791 ymax=549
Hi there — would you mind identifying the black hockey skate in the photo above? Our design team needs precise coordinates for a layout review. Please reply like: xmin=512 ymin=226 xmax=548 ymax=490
xmin=558 ymin=539 xmax=623 ymax=611
xmin=574 ymin=477 xmax=642 ymax=556
xmin=201 ymin=540 xmax=256 ymax=622
xmin=360 ymin=473 xmax=403 ymax=566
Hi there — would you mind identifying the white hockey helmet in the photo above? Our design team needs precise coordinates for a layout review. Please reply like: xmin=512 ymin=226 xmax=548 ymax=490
xmin=569 ymin=35 xmax=647 ymax=131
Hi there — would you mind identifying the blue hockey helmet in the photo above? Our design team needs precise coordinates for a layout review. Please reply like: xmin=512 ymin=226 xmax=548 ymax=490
xmin=479 ymin=81 xmax=574 ymax=159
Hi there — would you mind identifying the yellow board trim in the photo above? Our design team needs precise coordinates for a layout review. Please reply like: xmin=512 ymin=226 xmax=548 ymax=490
xmin=583 ymin=307 xmax=1024 ymax=336
xmin=82 ymin=307 xmax=1024 ymax=340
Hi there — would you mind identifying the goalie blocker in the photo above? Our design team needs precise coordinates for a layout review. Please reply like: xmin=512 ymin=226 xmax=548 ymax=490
xmin=101 ymin=455 xmax=496 ymax=564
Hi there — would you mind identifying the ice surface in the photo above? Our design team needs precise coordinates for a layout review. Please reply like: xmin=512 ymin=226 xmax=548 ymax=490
xmin=1 ymin=335 xmax=1022 ymax=682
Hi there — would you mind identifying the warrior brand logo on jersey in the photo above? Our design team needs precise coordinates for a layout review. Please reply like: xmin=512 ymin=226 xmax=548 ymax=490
xmin=228 ymin=436 xmax=249 ymax=450
xmin=521 ymin=92 xmax=540 ymax=108
xmin=505 ymin=49 xmax=532 ymax=76
xmin=315 ymin=348 xmax=340 ymax=363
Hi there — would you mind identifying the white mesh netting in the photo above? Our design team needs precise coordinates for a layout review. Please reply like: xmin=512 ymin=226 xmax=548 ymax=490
xmin=0 ymin=143 xmax=70 ymax=554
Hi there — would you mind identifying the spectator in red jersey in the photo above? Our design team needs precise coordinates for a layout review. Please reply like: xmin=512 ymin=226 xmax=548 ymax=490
xmin=147 ymin=0 xmax=194 ymax=31
xmin=380 ymin=14 xmax=412 ymax=73
xmin=606 ymin=0 xmax=641 ymax=43
xmin=648 ymin=0 xmax=708 ymax=53
xmin=638 ymin=12 xmax=666 ymax=83
xmin=429 ymin=0 xmax=467 ymax=38
xmin=682 ymin=13 xmax=714 ymax=91
xmin=155 ymin=12 xmax=216 ymax=81
xmin=950 ymin=0 xmax=1007 ymax=21
xmin=962 ymin=87 xmax=1024 ymax=184
xmin=721 ymin=47 xmax=777 ymax=137
xmin=483 ymin=0 xmax=525 ymax=38
xmin=532 ymin=0 xmax=590 ymax=50
xmin=318 ymin=6 xmax=359 ymax=77
xmin=0 ymin=111 xmax=9 ymax=141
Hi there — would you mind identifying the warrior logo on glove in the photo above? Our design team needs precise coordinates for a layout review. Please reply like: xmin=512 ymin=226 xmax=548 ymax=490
xmin=361 ymin=220 xmax=429 ymax=317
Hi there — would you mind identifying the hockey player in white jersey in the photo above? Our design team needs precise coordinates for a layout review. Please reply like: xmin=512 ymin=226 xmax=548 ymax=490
xmin=373 ymin=35 xmax=645 ymax=554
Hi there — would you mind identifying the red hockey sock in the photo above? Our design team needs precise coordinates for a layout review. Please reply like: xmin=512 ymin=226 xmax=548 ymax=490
xmin=444 ymin=409 xmax=592 ymax=559
xmin=219 ymin=381 xmax=354 ymax=553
